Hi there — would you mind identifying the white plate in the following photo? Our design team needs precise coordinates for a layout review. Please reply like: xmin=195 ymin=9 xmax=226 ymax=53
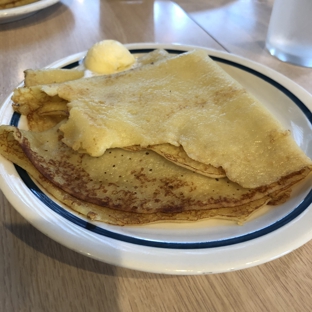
xmin=0 ymin=43 xmax=312 ymax=275
xmin=0 ymin=0 xmax=59 ymax=24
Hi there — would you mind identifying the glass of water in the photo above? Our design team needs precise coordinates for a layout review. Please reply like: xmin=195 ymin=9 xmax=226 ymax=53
xmin=265 ymin=0 xmax=312 ymax=67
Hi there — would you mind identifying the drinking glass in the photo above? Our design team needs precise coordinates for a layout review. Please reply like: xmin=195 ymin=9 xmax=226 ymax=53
xmin=265 ymin=0 xmax=312 ymax=67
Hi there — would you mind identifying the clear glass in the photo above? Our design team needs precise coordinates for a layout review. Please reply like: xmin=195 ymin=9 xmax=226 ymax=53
xmin=266 ymin=0 xmax=312 ymax=67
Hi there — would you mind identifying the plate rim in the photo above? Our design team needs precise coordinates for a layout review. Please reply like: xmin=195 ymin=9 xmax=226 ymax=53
xmin=0 ymin=0 xmax=60 ymax=19
xmin=0 ymin=42 xmax=311 ymax=274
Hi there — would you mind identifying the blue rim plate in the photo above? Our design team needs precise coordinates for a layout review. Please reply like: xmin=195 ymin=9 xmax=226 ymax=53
xmin=0 ymin=43 xmax=311 ymax=274
xmin=0 ymin=0 xmax=60 ymax=24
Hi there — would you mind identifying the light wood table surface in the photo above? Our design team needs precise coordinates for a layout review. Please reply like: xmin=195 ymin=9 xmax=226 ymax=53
xmin=0 ymin=1 xmax=311 ymax=311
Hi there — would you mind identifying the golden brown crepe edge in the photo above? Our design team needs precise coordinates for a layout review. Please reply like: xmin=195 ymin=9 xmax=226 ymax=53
xmin=0 ymin=125 xmax=284 ymax=226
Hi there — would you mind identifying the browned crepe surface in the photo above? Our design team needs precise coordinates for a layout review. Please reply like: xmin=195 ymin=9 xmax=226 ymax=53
xmin=10 ymin=123 xmax=309 ymax=214
xmin=0 ymin=125 xmax=277 ymax=225
xmin=3 ymin=49 xmax=311 ymax=225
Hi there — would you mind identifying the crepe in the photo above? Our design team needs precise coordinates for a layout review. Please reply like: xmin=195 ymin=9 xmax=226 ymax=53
xmin=12 ymin=50 xmax=227 ymax=179
xmin=7 ymin=122 xmax=308 ymax=215
xmin=124 ymin=144 xmax=226 ymax=178
xmin=12 ymin=85 xmax=68 ymax=132
xmin=12 ymin=49 xmax=172 ymax=132
xmin=0 ymin=125 xmax=293 ymax=225
xmin=24 ymin=68 xmax=84 ymax=87
xmin=18 ymin=49 xmax=311 ymax=189
xmin=22 ymin=49 xmax=170 ymax=88
xmin=4 ymin=48 xmax=312 ymax=226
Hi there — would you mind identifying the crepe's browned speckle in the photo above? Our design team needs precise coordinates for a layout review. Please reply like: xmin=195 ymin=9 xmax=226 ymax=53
xmin=7 ymin=123 xmax=310 ymax=215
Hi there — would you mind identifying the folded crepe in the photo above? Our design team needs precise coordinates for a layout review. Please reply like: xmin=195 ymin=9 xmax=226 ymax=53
xmin=5 ymin=48 xmax=312 ymax=225
xmin=12 ymin=49 xmax=311 ymax=188
xmin=0 ymin=124 xmax=294 ymax=225
xmin=12 ymin=49 xmax=172 ymax=132
xmin=12 ymin=49 xmax=226 ymax=179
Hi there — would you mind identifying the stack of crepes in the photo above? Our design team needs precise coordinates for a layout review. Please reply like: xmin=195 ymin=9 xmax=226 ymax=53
xmin=0 ymin=49 xmax=311 ymax=226
xmin=0 ymin=0 xmax=38 ymax=9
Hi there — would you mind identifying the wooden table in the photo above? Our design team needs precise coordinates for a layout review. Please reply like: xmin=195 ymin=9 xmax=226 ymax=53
xmin=0 ymin=1 xmax=311 ymax=311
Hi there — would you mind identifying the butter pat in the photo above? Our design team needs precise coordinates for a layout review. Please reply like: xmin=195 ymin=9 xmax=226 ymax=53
xmin=84 ymin=40 xmax=135 ymax=74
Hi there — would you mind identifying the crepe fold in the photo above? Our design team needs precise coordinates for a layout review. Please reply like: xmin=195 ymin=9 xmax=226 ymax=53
xmin=13 ymin=49 xmax=311 ymax=188
xmin=0 ymin=125 xmax=299 ymax=224
xmin=5 ymin=48 xmax=312 ymax=225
